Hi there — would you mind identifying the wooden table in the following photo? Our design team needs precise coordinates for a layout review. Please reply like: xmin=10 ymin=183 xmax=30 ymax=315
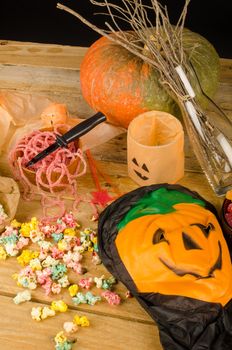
xmin=0 ymin=40 xmax=231 ymax=350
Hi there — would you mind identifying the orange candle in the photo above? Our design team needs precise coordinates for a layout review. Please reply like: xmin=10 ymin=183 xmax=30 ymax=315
xmin=40 ymin=103 xmax=68 ymax=126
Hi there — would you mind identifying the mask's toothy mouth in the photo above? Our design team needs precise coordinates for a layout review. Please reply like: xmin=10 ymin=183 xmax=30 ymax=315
xmin=159 ymin=241 xmax=222 ymax=279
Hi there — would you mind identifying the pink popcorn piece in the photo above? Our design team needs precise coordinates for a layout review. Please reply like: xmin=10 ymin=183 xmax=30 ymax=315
xmin=36 ymin=268 xmax=52 ymax=285
xmin=42 ymin=277 xmax=53 ymax=295
xmin=78 ymin=277 xmax=93 ymax=290
xmin=51 ymin=246 xmax=64 ymax=259
xmin=62 ymin=212 xmax=79 ymax=228
xmin=101 ymin=291 xmax=121 ymax=306
xmin=16 ymin=237 xmax=29 ymax=250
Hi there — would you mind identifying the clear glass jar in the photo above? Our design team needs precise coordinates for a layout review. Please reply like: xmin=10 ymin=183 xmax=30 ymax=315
xmin=176 ymin=65 xmax=232 ymax=196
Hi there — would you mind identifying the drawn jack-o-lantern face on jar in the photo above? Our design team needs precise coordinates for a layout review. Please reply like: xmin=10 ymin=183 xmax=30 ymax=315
xmin=132 ymin=158 xmax=149 ymax=181
xmin=115 ymin=187 xmax=232 ymax=306
xmin=127 ymin=111 xmax=184 ymax=186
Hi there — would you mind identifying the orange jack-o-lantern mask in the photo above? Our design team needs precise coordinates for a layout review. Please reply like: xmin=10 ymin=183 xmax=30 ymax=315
xmin=114 ymin=187 xmax=232 ymax=306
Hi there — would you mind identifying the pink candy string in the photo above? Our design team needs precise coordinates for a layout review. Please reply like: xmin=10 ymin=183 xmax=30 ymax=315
xmin=9 ymin=126 xmax=87 ymax=218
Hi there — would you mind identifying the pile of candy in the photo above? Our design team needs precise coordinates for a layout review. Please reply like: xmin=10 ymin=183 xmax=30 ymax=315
xmin=0 ymin=211 xmax=122 ymax=348
xmin=0 ymin=203 xmax=8 ymax=225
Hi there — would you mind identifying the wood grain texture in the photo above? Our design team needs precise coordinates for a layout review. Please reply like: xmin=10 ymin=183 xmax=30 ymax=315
xmin=0 ymin=40 xmax=88 ymax=68
xmin=0 ymin=295 xmax=161 ymax=350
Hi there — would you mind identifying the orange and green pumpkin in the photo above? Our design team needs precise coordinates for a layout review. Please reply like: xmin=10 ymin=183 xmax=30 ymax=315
xmin=80 ymin=29 xmax=219 ymax=128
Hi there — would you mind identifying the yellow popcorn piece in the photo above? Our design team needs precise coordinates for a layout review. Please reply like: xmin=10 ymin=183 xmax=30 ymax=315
xmin=20 ymin=227 xmax=30 ymax=237
xmin=10 ymin=219 xmax=22 ymax=228
xmin=68 ymin=284 xmax=78 ymax=297
xmin=92 ymin=237 xmax=97 ymax=244
xmin=55 ymin=331 xmax=67 ymax=344
xmin=83 ymin=228 xmax=91 ymax=234
xmin=63 ymin=228 xmax=76 ymax=236
xmin=51 ymin=300 xmax=68 ymax=313
xmin=73 ymin=315 xmax=90 ymax=327
xmin=0 ymin=246 xmax=7 ymax=260
xmin=17 ymin=250 xmax=39 ymax=266
xmin=20 ymin=217 xmax=39 ymax=237
xmin=58 ymin=240 xmax=68 ymax=251
xmin=79 ymin=316 xmax=90 ymax=327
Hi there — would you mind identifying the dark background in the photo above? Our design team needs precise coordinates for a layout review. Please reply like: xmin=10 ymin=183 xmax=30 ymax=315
xmin=0 ymin=0 xmax=231 ymax=58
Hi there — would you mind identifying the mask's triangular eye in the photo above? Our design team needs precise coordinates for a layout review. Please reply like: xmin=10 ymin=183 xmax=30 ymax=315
xmin=153 ymin=228 xmax=167 ymax=244
xmin=182 ymin=232 xmax=202 ymax=250
xmin=205 ymin=223 xmax=215 ymax=237
xmin=190 ymin=223 xmax=215 ymax=238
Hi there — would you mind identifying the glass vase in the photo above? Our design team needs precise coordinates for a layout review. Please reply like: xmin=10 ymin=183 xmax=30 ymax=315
xmin=174 ymin=64 xmax=232 ymax=196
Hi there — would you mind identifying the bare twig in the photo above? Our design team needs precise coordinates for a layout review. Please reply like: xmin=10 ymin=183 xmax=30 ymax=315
xmin=57 ymin=3 xmax=164 ymax=71
xmin=56 ymin=0 xmax=191 ymax=101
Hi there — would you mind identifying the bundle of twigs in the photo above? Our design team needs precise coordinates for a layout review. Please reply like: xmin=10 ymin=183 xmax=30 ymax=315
xmin=57 ymin=0 xmax=190 ymax=101
xmin=57 ymin=0 xmax=232 ymax=194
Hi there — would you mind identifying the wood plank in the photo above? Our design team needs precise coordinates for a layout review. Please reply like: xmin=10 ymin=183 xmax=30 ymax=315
xmin=0 ymin=149 xmax=222 ymax=210
xmin=0 ymin=66 xmax=94 ymax=118
xmin=0 ymin=40 xmax=231 ymax=76
xmin=0 ymin=295 xmax=161 ymax=350
xmin=0 ymin=40 xmax=88 ymax=69
xmin=219 ymin=58 xmax=232 ymax=83
xmin=214 ymin=83 xmax=232 ymax=111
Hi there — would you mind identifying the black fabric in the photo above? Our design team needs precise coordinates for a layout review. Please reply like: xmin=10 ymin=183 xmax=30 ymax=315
xmin=97 ymin=184 xmax=232 ymax=349
xmin=137 ymin=294 xmax=232 ymax=349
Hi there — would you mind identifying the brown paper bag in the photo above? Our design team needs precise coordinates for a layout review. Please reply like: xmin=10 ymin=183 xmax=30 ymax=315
xmin=127 ymin=111 xmax=184 ymax=186
xmin=0 ymin=176 xmax=20 ymax=232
